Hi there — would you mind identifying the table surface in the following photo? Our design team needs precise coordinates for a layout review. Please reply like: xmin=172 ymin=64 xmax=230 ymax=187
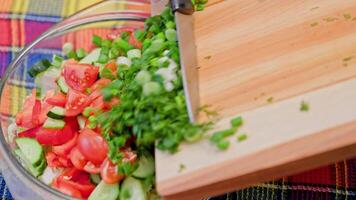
xmin=0 ymin=0 xmax=355 ymax=199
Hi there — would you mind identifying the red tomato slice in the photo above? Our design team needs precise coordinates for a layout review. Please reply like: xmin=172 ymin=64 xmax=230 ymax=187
xmin=16 ymin=90 xmax=37 ymax=128
xmin=83 ymin=161 xmax=101 ymax=174
xmin=45 ymin=151 xmax=72 ymax=168
xmin=65 ymin=89 xmax=88 ymax=116
xmin=100 ymin=158 xmax=124 ymax=184
xmin=18 ymin=126 xmax=41 ymax=138
xmin=52 ymin=133 xmax=78 ymax=157
xmin=122 ymin=149 xmax=137 ymax=164
xmin=54 ymin=168 xmax=95 ymax=198
xmin=107 ymin=27 xmax=141 ymax=48
xmin=53 ymin=180 xmax=82 ymax=199
xmin=45 ymin=91 xmax=66 ymax=107
xmin=31 ymin=99 xmax=41 ymax=126
xmin=90 ymin=78 xmax=111 ymax=92
xmin=63 ymin=61 xmax=99 ymax=92
xmin=77 ymin=129 xmax=108 ymax=165
xmin=36 ymin=124 xmax=76 ymax=146
xmin=69 ymin=147 xmax=87 ymax=170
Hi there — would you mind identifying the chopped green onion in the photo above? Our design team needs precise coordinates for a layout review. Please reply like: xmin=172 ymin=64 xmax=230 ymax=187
xmin=51 ymin=55 xmax=63 ymax=68
xmin=101 ymin=39 xmax=112 ymax=48
xmin=116 ymin=56 xmax=131 ymax=68
xmin=66 ymin=50 xmax=78 ymax=60
xmin=88 ymin=115 xmax=97 ymax=122
xmin=83 ymin=107 xmax=94 ymax=117
xmin=165 ymin=21 xmax=176 ymax=29
xmin=135 ymin=70 xmax=151 ymax=85
xmin=165 ymin=29 xmax=177 ymax=42
xmin=150 ymin=39 xmax=165 ymax=52
xmin=217 ymin=139 xmax=230 ymax=150
xmin=98 ymin=54 xmax=109 ymax=64
xmin=143 ymin=81 xmax=161 ymax=96
xmin=62 ymin=42 xmax=73 ymax=54
xmin=76 ymin=48 xmax=86 ymax=59
xmin=92 ymin=35 xmax=102 ymax=47
xmin=237 ymin=134 xmax=248 ymax=142
xmin=113 ymin=38 xmax=133 ymax=53
xmin=300 ymin=101 xmax=309 ymax=112
xmin=127 ymin=49 xmax=141 ymax=59
xmin=133 ymin=29 xmax=146 ymax=42
xmin=231 ymin=116 xmax=243 ymax=128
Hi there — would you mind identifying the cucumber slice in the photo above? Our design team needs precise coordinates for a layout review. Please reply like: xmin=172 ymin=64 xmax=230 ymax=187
xmin=28 ymin=59 xmax=51 ymax=78
xmin=43 ymin=118 xmax=65 ymax=129
xmin=120 ymin=177 xmax=147 ymax=200
xmin=15 ymin=138 xmax=44 ymax=166
xmin=47 ymin=106 xmax=65 ymax=120
xmin=14 ymin=149 xmax=45 ymax=177
xmin=88 ymin=180 xmax=119 ymax=200
xmin=132 ymin=152 xmax=155 ymax=179
xmin=40 ymin=167 xmax=62 ymax=185
xmin=80 ymin=48 xmax=101 ymax=64
xmin=35 ymin=67 xmax=61 ymax=99
xmin=57 ymin=76 xmax=69 ymax=94
xmin=77 ymin=115 xmax=86 ymax=130
xmin=90 ymin=173 xmax=101 ymax=185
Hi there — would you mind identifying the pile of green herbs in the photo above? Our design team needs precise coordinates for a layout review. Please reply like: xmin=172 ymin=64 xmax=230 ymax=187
xmin=96 ymin=7 xmax=212 ymax=167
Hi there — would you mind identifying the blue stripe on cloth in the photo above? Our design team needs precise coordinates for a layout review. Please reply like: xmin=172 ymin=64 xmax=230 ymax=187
xmin=0 ymin=174 xmax=13 ymax=200
xmin=0 ymin=13 xmax=61 ymax=23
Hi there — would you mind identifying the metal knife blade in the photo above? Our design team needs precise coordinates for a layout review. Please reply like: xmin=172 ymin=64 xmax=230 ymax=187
xmin=174 ymin=11 xmax=200 ymax=123
xmin=151 ymin=0 xmax=200 ymax=122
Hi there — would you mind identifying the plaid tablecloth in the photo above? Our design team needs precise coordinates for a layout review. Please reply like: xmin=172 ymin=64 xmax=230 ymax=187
xmin=0 ymin=0 xmax=355 ymax=199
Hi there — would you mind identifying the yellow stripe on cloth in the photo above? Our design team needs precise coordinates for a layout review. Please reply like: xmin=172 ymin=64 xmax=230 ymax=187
xmin=11 ymin=0 xmax=29 ymax=14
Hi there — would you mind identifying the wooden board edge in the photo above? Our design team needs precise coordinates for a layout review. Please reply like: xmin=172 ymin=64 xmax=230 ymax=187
xmin=157 ymin=120 xmax=356 ymax=199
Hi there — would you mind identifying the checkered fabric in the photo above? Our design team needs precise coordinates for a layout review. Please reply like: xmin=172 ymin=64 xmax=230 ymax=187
xmin=0 ymin=1 xmax=355 ymax=200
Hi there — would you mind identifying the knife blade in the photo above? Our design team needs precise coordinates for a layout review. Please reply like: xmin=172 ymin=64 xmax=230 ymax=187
xmin=151 ymin=0 xmax=200 ymax=123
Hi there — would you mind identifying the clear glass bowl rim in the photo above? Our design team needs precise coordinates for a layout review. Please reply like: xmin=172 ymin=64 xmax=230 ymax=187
xmin=0 ymin=0 xmax=148 ymax=199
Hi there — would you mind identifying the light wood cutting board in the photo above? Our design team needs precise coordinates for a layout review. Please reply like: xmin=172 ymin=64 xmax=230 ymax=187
xmin=153 ymin=0 xmax=356 ymax=199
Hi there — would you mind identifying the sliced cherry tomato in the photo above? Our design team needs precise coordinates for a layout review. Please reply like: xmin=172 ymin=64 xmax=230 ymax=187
xmin=54 ymin=168 xmax=95 ymax=198
xmin=45 ymin=91 xmax=66 ymax=107
xmin=36 ymin=124 xmax=76 ymax=146
xmin=77 ymin=129 xmax=108 ymax=165
xmin=122 ymin=149 xmax=137 ymax=164
xmin=107 ymin=27 xmax=141 ymax=48
xmin=69 ymin=147 xmax=87 ymax=170
xmin=63 ymin=61 xmax=99 ymax=92
xmin=100 ymin=158 xmax=124 ymax=184
xmin=52 ymin=133 xmax=78 ymax=157
xmin=83 ymin=161 xmax=101 ymax=174
xmin=16 ymin=90 xmax=37 ymax=128
xmin=17 ymin=126 xmax=41 ymax=138
xmin=53 ymin=180 xmax=82 ymax=199
xmin=45 ymin=151 xmax=72 ymax=168
xmin=65 ymin=89 xmax=88 ymax=116
xmin=89 ymin=78 xmax=111 ymax=92
xmin=31 ymin=99 xmax=41 ymax=126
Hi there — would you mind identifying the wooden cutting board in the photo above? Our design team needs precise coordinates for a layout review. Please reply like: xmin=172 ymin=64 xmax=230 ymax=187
xmin=154 ymin=0 xmax=356 ymax=199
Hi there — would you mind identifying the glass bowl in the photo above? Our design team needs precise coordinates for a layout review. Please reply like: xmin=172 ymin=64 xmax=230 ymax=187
xmin=0 ymin=1 xmax=149 ymax=199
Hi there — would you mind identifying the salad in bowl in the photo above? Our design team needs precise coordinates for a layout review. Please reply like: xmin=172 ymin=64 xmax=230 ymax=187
xmin=1 ymin=2 xmax=211 ymax=199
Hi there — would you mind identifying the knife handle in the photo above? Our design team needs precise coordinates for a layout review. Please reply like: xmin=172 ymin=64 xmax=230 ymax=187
xmin=170 ymin=0 xmax=195 ymax=15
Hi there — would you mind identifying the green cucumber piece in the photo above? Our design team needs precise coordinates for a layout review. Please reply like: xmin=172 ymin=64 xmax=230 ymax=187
xmin=132 ymin=152 xmax=155 ymax=179
xmin=88 ymin=180 xmax=119 ymax=200
xmin=15 ymin=138 xmax=44 ymax=167
xmin=14 ymin=149 xmax=45 ymax=177
xmin=47 ymin=106 xmax=65 ymax=120
xmin=43 ymin=118 xmax=65 ymax=129
xmin=120 ymin=177 xmax=147 ymax=200
xmin=57 ymin=76 xmax=69 ymax=94
xmin=28 ymin=59 xmax=51 ymax=78
xmin=80 ymin=48 xmax=101 ymax=64
xmin=90 ymin=173 xmax=101 ymax=185
xmin=35 ymin=67 xmax=61 ymax=99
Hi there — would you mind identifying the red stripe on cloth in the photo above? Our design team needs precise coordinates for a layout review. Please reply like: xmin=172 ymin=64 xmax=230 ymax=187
xmin=0 ymin=19 xmax=11 ymax=46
